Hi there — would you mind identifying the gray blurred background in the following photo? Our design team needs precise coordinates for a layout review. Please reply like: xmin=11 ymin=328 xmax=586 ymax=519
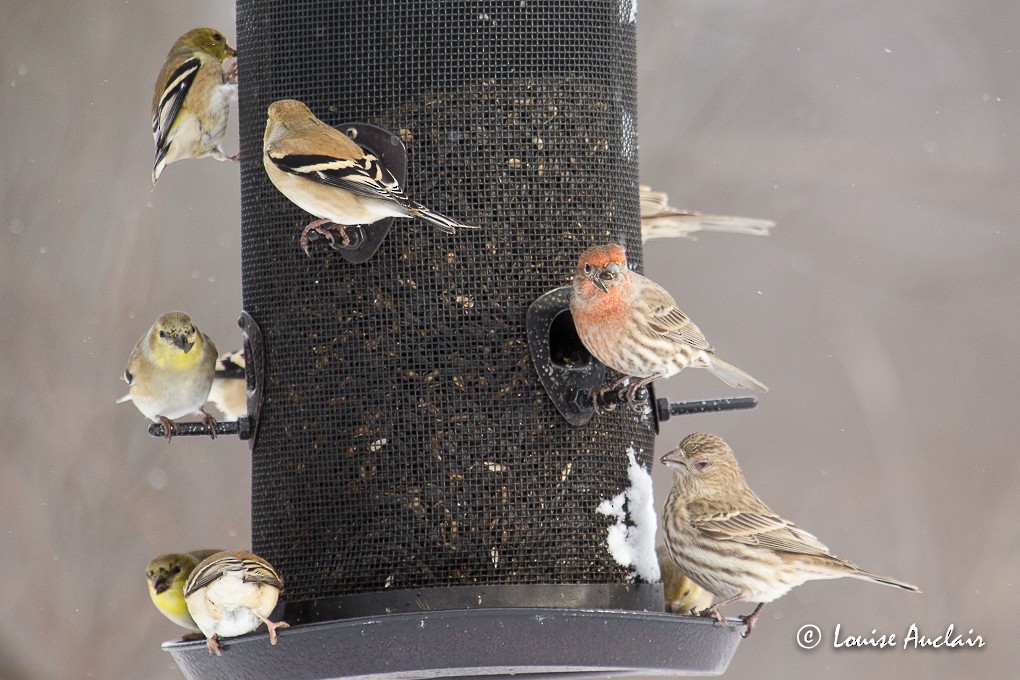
xmin=1 ymin=1 xmax=1016 ymax=678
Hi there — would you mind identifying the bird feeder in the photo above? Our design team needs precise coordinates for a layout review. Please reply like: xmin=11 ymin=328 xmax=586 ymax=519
xmin=165 ymin=1 xmax=743 ymax=676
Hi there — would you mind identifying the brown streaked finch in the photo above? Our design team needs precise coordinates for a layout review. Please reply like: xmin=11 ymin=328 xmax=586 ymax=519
xmin=640 ymin=185 xmax=775 ymax=242
xmin=660 ymin=432 xmax=920 ymax=637
xmin=262 ymin=99 xmax=477 ymax=256
xmin=207 ymin=350 xmax=247 ymax=420
xmin=569 ymin=243 xmax=767 ymax=407
xmin=151 ymin=28 xmax=238 ymax=184
xmin=184 ymin=551 xmax=289 ymax=656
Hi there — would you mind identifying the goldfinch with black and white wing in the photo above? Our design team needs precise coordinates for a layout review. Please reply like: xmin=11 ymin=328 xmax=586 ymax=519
xmin=263 ymin=99 xmax=476 ymax=255
xmin=207 ymin=350 xmax=247 ymax=420
xmin=184 ymin=551 xmax=289 ymax=656
xmin=152 ymin=28 xmax=238 ymax=184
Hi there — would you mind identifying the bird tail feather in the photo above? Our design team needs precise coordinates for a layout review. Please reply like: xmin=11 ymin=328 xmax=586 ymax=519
xmin=849 ymin=569 xmax=921 ymax=593
xmin=706 ymin=356 xmax=768 ymax=392
xmin=642 ymin=215 xmax=774 ymax=242
xmin=410 ymin=204 xmax=478 ymax=234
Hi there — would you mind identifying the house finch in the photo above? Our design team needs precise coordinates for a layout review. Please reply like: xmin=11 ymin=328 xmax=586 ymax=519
xmin=184 ymin=550 xmax=289 ymax=656
xmin=569 ymin=243 xmax=767 ymax=406
xmin=640 ymin=185 xmax=775 ymax=242
xmin=263 ymin=99 xmax=477 ymax=255
xmin=657 ymin=545 xmax=713 ymax=614
xmin=660 ymin=432 xmax=920 ymax=637
xmin=119 ymin=311 xmax=218 ymax=441
xmin=151 ymin=28 xmax=238 ymax=184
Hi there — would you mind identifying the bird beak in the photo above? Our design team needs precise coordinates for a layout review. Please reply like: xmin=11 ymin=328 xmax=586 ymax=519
xmin=173 ymin=334 xmax=194 ymax=353
xmin=660 ymin=448 xmax=687 ymax=470
xmin=152 ymin=573 xmax=171 ymax=595
xmin=226 ymin=45 xmax=237 ymax=58
xmin=590 ymin=268 xmax=609 ymax=294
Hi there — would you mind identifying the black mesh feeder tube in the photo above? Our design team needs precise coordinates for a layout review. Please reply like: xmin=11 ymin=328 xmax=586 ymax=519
xmin=165 ymin=2 xmax=742 ymax=677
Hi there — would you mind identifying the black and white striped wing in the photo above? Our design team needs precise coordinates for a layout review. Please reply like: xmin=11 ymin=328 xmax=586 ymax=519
xmin=153 ymin=57 xmax=200 ymax=164
xmin=267 ymin=152 xmax=410 ymax=207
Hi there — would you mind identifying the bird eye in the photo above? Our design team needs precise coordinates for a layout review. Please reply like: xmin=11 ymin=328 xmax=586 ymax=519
xmin=213 ymin=33 xmax=224 ymax=41
xmin=171 ymin=565 xmax=181 ymax=574
xmin=189 ymin=326 xmax=196 ymax=334
xmin=694 ymin=460 xmax=711 ymax=471
xmin=158 ymin=330 xmax=167 ymax=339
xmin=583 ymin=263 xmax=593 ymax=275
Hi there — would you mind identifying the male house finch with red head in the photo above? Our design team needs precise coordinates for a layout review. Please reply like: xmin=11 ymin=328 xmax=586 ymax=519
xmin=569 ymin=243 xmax=767 ymax=404
xmin=660 ymin=433 xmax=919 ymax=636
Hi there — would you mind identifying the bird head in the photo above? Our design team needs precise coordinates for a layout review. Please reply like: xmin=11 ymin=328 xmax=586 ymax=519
xmin=574 ymin=244 xmax=629 ymax=296
xmin=177 ymin=28 xmax=237 ymax=61
xmin=146 ymin=554 xmax=191 ymax=596
xmin=661 ymin=432 xmax=745 ymax=498
xmin=152 ymin=312 xmax=201 ymax=354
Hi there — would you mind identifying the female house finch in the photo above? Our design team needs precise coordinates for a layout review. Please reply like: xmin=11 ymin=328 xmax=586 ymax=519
xmin=569 ymin=243 xmax=767 ymax=405
xmin=120 ymin=311 xmax=219 ymax=441
xmin=184 ymin=551 xmax=289 ymax=656
xmin=151 ymin=28 xmax=238 ymax=184
xmin=660 ymin=432 xmax=919 ymax=636
xmin=262 ymin=99 xmax=477 ymax=256
xmin=640 ymin=185 xmax=775 ymax=242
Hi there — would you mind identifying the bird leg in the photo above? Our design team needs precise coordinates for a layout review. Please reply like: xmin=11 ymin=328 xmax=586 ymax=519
xmin=739 ymin=602 xmax=765 ymax=638
xmin=223 ymin=60 xmax=238 ymax=84
xmin=300 ymin=219 xmax=350 ymax=256
xmin=205 ymin=634 xmax=222 ymax=656
xmin=590 ymin=375 xmax=632 ymax=414
xmin=157 ymin=415 xmax=176 ymax=442
xmin=200 ymin=409 xmax=218 ymax=440
xmin=698 ymin=592 xmax=744 ymax=627
xmin=256 ymin=613 xmax=290 ymax=645
xmin=622 ymin=374 xmax=660 ymax=410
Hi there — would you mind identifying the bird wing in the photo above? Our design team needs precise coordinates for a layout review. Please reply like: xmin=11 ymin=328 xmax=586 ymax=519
xmin=152 ymin=55 xmax=201 ymax=163
xmin=639 ymin=185 xmax=673 ymax=216
xmin=215 ymin=351 xmax=246 ymax=380
xmin=185 ymin=553 xmax=283 ymax=595
xmin=693 ymin=510 xmax=833 ymax=557
xmin=266 ymin=149 xmax=409 ymax=205
xmin=639 ymin=281 xmax=715 ymax=351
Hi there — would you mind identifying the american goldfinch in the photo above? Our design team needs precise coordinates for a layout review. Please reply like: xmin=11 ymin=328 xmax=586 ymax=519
xmin=184 ymin=550 xmax=289 ymax=656
xmin=657 ymin=545 xmax=713 ymax=615
xmin=263 ymin=99 xmax=477 ymax=256
xmin=152 ymin=28 xmax=238 ymax=184
xmin=146 ymin=550 xmax=223 ymax=633
xmin=640 ymin=185 xmax=774 ymax=242
xmin=207 ymin=350 xmax=248 ymax=420
xmin=121 ymin=311 xmax=219 ymax=441
xmin=570 ymin=244 xmax=767 ymax=408
xmin=662 ymin=433 xmax=918 ymax=637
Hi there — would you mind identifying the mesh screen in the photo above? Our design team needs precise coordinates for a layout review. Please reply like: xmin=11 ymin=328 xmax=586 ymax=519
xmin=237 ymin=0 xmax=651 ymax=605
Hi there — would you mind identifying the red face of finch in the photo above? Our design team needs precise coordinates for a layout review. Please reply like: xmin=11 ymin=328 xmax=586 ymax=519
xmin=568 ymin=244 xmax=767 ymax=396
xmin=660 ymin=433 xmax=919 ymax=636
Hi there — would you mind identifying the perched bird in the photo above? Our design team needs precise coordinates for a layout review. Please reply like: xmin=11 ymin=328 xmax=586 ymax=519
xmin=569 ymin=243 xmax=767 ymax=407
xmin=151 ymin=28 xmax=238 ymax=184
xmin=184 ymin=550 xmax=289 ymax=656
xmin=657 ymin=545 xmax=713 ymax=615
xmin=146 ymin=550 xmax=223 ymax=635
xmin=660 ymin=433 xmax=919 ymax=636
xmin=120 ymin=311 xmax=218 ymax=441
xmin=262 ymin=99 xmax=477 ymax=256
xmin=639 ymin=185 xmax=774 ymax=242
xmin=207 ymin=350 xmax=247 ymax=420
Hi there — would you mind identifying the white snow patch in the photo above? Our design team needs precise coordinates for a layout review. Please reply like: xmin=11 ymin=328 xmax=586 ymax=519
xmin=596 ymin=447 xmax=659 ymax=582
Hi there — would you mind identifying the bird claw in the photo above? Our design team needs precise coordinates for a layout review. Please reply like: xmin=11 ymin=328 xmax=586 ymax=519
xmin=201 ymin=410 xmax=218 ymax=440
xmin=157 ymin=416 xmax=175 ymax=442
xmin=300 ymin=220 xmax=350 ymax=256
xmin=206 ymin=635 xmax=222 ymax=656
